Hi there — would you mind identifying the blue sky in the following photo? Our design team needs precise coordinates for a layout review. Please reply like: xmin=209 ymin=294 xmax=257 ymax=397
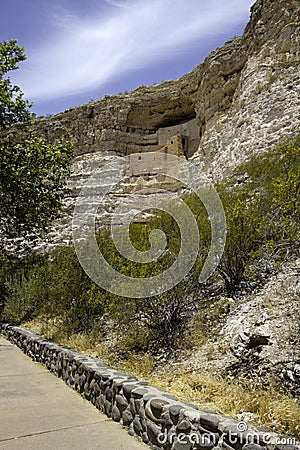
xmin=1 ymin=0 xmax=254 ymax=116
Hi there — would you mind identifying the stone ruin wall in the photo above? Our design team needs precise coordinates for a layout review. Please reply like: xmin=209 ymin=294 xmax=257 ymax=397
xmin=157 ymin=118 xmax=200 ymax=158
xmin=128 ymin=118 xmax=200 ymax=176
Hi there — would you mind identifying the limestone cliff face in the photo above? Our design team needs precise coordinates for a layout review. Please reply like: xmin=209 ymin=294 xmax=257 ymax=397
xmin=36 ymin=0 xmax=299 ymax=180
xmin=193 ymin=0 xmax=300 ymax=178
xmin=29 ymin=0 xmax=300 ymax=252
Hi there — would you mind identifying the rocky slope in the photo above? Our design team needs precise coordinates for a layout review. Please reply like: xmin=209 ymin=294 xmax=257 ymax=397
xmin=172 ymin=256 xmax=300 ymax=399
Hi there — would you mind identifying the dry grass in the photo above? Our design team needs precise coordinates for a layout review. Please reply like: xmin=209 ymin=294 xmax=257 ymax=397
xmin=23 ymin=319 xmax=300 ymax=440
xmin=117 ymin=365 xmax=299 ymax=439
xmin=117 ymin=353 xmax=155 ymax=377
xmin=148 ymin=371 xmax=300 ymax=438
xmin=23 ymin=317 xmax=69 ymax=341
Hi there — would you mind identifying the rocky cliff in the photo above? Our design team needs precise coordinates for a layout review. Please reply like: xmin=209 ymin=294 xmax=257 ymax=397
xmin=35 ymin=0 xmax=299 ymax=174
xmin=28 ymin=0 xmax=299 ymax=253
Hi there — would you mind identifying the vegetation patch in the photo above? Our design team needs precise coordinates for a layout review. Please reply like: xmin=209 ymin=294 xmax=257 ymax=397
xmin=1 ymin=136 xmax=299 ymax=439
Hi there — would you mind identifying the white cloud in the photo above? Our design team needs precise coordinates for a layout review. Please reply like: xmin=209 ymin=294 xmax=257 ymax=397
xmin=13 ymin=0 xmax=254 ymax=101
xmin=104 ymin=0 xmax=127 ymax=7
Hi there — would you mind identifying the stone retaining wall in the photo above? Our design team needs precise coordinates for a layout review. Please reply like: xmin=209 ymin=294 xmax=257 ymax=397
xmin=1 ymin=323 xmax=298 ymax=450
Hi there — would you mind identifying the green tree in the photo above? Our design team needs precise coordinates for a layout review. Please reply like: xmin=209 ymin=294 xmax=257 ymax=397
xmin=0 ymin=39 xmax=33 ymax=128
xmin=0 ymin=133 xmax=73 ymax=240
xmin=0 ymin=39 xmax=73 ymax=249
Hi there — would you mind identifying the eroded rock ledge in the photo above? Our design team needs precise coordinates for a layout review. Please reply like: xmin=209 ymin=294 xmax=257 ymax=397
xmin=34 ymin=0 xmax=300 ymax=169
xmin=1 ymin=324 xmax=299 ymax=450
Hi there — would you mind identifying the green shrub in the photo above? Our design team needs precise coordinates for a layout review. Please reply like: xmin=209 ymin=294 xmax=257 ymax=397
xmin=217 ymin=136 xmax=300 ymax=292
xmin=2 ymin=273 xmax=34 ymax=323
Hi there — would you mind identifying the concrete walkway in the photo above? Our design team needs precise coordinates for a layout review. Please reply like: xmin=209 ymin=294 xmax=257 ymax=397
xmin=0 ymin=337 xmax=148 ymax=450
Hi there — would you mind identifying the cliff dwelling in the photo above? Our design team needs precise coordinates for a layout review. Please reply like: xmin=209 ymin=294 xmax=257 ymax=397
xmin=128 ymin=118 xmax=200 ymax=176
xmin=157 ymin=117 xmax=200 ymax=158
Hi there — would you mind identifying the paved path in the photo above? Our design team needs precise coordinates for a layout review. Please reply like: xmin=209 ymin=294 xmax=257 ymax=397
xmin=0 ymin=337 xmax=148 ymax=450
